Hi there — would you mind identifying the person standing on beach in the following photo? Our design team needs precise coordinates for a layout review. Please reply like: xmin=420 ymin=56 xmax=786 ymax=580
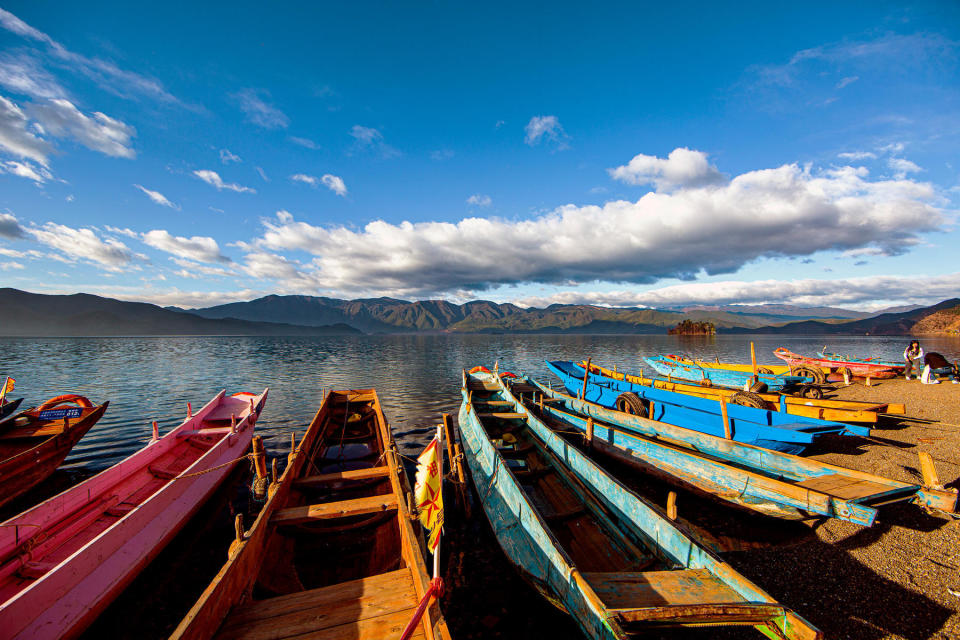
xmin=904 ymin=340 xmax=924 ymax=380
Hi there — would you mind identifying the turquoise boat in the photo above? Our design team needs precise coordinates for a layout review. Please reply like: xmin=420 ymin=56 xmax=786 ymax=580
xmin=459 ymin=367 xmax=821 ymax=640
xmin=548 ymin=361 xmax=870 ymax=454
xmin=511 ymin=373 xmax=957 ymax=525
xmin=645 ymin=355 xmax=810 ymax=392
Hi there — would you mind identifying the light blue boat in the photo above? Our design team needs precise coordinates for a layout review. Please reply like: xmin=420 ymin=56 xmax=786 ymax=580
xmin=547 ymin=361 xmax=870 ymax=454
xmin=458 ymin=368 xmax=820 ymax=640
xmin=644 ymin=355 xmax=809 ymax=392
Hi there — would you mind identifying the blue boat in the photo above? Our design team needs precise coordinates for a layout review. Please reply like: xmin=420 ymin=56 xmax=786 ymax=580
xmin=459 ymin=368 xmax=821 ymax=640
xmin=645 ymin=355 xmax=809 ymax=392
xmin=547 ymin=361 xmax=870 ymax=454
xmin=510 ymin=373 xmax=957 ymax=524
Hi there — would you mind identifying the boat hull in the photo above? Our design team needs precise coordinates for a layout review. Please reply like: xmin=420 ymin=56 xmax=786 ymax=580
xmin=774 ymin=348 xmax=898 ymax=378
xmin=646 ymin=356 xmax=807 ymax=392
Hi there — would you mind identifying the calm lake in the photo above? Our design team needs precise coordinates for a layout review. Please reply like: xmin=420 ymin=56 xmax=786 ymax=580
xmin=2 ymin=333 xmax=958 ymax=639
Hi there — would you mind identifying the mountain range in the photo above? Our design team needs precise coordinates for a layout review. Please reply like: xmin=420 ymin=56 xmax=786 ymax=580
xmin=1 ymin=288 xmax=956 ymax=336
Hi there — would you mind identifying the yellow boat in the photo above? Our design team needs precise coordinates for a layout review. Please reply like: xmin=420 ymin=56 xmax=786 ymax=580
xmin=581 ymin=361 xmax=905 ymax=423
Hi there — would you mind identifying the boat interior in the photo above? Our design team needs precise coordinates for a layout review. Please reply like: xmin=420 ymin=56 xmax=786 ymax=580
xmin=212 ymin=390 xmax=443 ymax=640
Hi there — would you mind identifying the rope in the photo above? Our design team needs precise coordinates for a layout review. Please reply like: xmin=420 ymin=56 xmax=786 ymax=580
xmin=174 ymin=453 xmax=256 ymax=479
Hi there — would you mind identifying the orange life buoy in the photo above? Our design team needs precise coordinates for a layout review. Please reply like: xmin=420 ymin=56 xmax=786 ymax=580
xmin=499 ymin=371 xmax=517 ymax=379
xmin=468 ymin=366 xmax=491 ymax=374
xmin=37 ymin=394 xmax=93 ymax=411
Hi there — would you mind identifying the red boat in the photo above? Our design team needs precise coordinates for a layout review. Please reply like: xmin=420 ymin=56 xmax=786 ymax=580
xmin=773 ymin=348 xmax=898 ymax=378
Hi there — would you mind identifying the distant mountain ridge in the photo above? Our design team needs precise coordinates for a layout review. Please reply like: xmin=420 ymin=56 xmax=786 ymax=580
xmin=726 ymin=299 xmax=960 ymax=335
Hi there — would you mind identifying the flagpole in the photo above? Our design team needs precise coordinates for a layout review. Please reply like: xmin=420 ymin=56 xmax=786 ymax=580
xmin=433 ymin=422 xmax=443 ymax=580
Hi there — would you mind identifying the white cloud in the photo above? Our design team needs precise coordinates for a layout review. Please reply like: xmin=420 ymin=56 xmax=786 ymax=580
xmin=836 ymin=76 xmax=859 ymax=89
xmin=0 ymin=246 xmax=25 ymax=257
xmin=27 ymin=98 xmax=135 ymax=158
xmin=105 ymin=226 xmax=139 ymax=238
xmin=170 ymin=257 xmax=235 ymax=277
xmin=609 ymin=147 xmax=725 ymax=191
xmin=524 ymin=115 xmax=569 ymax=149
xmin=255 ymin=166 xmax=269 ymax=181
xmin=0 ymin=260 xmax=24 ymax=270
xmin=467 ymin=194 xmax=492 ymax=207
xmin=219 ymin=148 xmax=241 ymax=164
xmin=349 ymin=125 xmax=400 ymax=158
xmin=0 ymin=95 xmax=53 ymax=164
xmin=1 ymin=159 xmax=52 ymax=183
xmin=142 ymin=229 xmax=230 ymax=263
xmin=290 ymin=173 xmax=347 ymax=196
xmin=514 ymin=273 xmax=960 ymax=310
xmin=233 ymin=89 xmax=288 ymax=129
xmin=888 ymin=157 xmax=922 ymax=179
xmin=838 ymin=151 xmax=877 ymax=161
xmin=26 ymin=222 xmax=136 ymax=271
xmin=248 ymin=157 xmax=943 ymax=297
xmin=28 ymin=284 xmax=262 ymax=308
xmin=289 ymin=136 xmax=320 ymax=150
xmin=0 ymin=212 xmax=25 ymax=239
xmin=192 ymin=169 xmax=255 ymax=194
xmin=0 ymin=52 xmax=66 ymax=100
xmin=134 ymin=184 xmax=179 ymax=209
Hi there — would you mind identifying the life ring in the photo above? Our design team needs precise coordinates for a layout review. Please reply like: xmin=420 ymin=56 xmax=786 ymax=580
xmin=499 ymin=371 xmax=517 ymax=379
xmin=773 ymin=347 xmax=791 ymax=355
xmin=468 ymin=366 xmax=491 ymax=374
xmin=37 ymin=394 xmax=93 ymax=411
xmin=231 ymin=391 xmax=257 ymax=397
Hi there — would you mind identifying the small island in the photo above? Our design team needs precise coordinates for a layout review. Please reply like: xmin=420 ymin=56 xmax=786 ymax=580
xmin=668 ymin=319 xmax=716 ymax=335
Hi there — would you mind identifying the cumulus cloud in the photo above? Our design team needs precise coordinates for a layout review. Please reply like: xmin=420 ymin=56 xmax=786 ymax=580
xmin=0 ymin=260 xmax=24 ymax=270
xmin=609 ymin=148 xmax=725 ymax=190
xmin=349 ymin=125 xmax=400 ymax=158
xmin=30 ymin=284 xmax=262 ymax=308
xmin=170 ymin=257 xmax=235 ymax=278
xmin=0 ymin=95 xmax=54 ymax=164
xmin=192 ymin=169 xmax=255 ymax=194
xmin=219 ymin=148 xmax=241 ymax=164
xmin=0 ymin=212 xmax=25 ymax=239
xmin=524 ymin=115 xmax=569 ymax=149
xmin=467 ymin=194 xmax=492 ymax=207
xmin=1 ymin=159 xmax=52 ymax=183
xmin=291 ymin=173 xmax=347 ymax=196
xmin=142 ymin=229 xmax=230 ymax=263
xmin=888 ymin=157 xmax=922 ymax=179
xmin=134 ymin=184 xmax=179 ymax=209
xmin=246 ymin=158 xmax=943 ymax=298
xmin=27 ymin=98 xmax=135 ymax=158
xmin=0 ymin=52 xmax=66 ymax=100
xmin=233 ymin=89 xmax=289 ymax=129
xmin=514 ymin=273 xmax=960 ymax=310
xmin=26 ymin=222 xmax=136 ymax=271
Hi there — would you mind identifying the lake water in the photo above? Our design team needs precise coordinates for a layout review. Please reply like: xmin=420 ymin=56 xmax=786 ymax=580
xmin=2 ymin=333 xmax=959 ymax=638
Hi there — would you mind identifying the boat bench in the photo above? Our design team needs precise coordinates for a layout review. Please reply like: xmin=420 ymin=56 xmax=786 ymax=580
xmin=585 ymin=569 xmax=749 ymax=619
xmin=272 ymin=493 xmax=398 ymax=525
xmin=293 ymin=466 xmax=390 ymax=489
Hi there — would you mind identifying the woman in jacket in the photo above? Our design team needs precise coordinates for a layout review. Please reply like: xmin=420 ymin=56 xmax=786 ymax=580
xmin=903 ymin=340 xmax=924 ymax=380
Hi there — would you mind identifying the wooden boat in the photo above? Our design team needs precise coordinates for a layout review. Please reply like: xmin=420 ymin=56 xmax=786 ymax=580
xmin=459 ymin=367 xmax=820 ymax=640
xmin=513 ymin=373 xmax=957 ymax=524
xmin=773 ymin=348 xmax=898 ymax=378
xmin=660 ymin=354 xmax=829 ymax=379
xmin=0 ymin=389 xmax=266 ymax=640
xmin=171 ymin=389 xmax=450 ymax=640
xmin=817 ymin=349 xmax=904 ymax=372
xmin=646 ymin=356 xmax=810 ymax=392
xmin=549 ymin=361 xmax=870 ymax=454
xmin=0 ymin=394 xmax=107 ymax=509
xmin=0 ymin=397 xmax=23 ymax=422
xmin=583 ymin=361 xmax=904 ymax=423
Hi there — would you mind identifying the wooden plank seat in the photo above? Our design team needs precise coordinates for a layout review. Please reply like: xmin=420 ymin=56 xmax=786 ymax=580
xmin=795 ymin=473 xmax=893 ymax=499
xmin=213 ymin=568 xmax=425 ymax=640
xmin=148 ymin=464 xmax=179 ymax=480
xmin=474 ymin=400 xmax=514 ymax=406
xmin=585 ymin=569 xmax=746 ymax=611
xmin=478 ymin=412 xmax=526 ymax=419
xmin=272 ymin=493 xmax=398 ymax=526
xmin=293 ymin=466 xmax=391 ymax=488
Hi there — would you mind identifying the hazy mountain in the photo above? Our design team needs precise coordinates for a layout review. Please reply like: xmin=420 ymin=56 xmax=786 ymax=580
xmin=0 ymin=289 xmax=360 ymax=337
xmin=676 ymin=303 xmax=871 ymax=321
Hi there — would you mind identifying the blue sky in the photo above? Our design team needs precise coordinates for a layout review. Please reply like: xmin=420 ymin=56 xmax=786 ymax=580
xmin=0 ymin=1 xmax=958 ymax=310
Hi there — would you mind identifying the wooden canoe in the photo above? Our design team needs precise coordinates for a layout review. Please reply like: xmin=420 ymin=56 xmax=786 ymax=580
xmin=170 ymin=389 xmax=450 ymax=640
xmin=550 ymin=361 xmax=871 ymax=454
xmin=0 ymin=397 xmax=23 ymax=422
xmin=459 ymin=368 xmax=821 ymax=640
xmin=0 ymin=394 xmax=107 ymax=509
xmin=773 ymin=348 xmax=898 ymax=378
xmin=515 ymin=374 xmax=957 ymax=524
xmin=583 ymin=361 xmax=905 ymax=421
xmin=0 ymin=389 xmax=266 ymax=640
xmin=645 ymin=356 xmax=810 ymax=392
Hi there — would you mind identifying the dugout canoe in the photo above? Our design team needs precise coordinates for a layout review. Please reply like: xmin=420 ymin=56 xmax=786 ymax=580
xmin=171 ymin=388 xmax=450 ymax=640
xmin=817 ymin=349 xmax=905 ymax=372
xmin=0 ymin=394 xmax=107 ymax=509
xmin=459 ymin=368 xmax=820 ymax=640
xmin=513 ymin=374 xmax=957 ymax=524
xmin=549 ymin=361 xmax=870 ymax=454
xmin=656 ymin=354 xmax=822 ymax=377
xmin=583 ymin=361 xmax=905 ymax=422
xmin=774 ymin=348 xmax=898 ymax=379
xmin=0 ymin=397 xmax=23 ymax=422
xmin=0 ymin=389 xmax=266 ymax=640
xmin=645 ymin=356 xmax=810 ymax=392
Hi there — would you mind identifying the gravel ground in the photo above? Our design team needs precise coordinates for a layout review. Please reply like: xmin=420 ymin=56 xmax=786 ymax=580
xmin=444 ymin=378 xmax=960 ymax=640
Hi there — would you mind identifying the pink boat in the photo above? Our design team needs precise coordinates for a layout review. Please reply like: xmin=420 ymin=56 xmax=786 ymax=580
xmin=773 ymin=347 xmax=898 ymax=378
xmin=0 ymin=388 xmax=267 ymax=640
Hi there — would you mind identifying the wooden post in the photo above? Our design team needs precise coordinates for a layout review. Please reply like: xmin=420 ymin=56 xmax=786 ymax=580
xmin=648 ymin=401 xmax=655 ymax=420
xmin=865 ymin=375 xmax=872 ymax=387
xmin=441 ymin=414 xmax=456 ymax=475
xmin=288 ymin=432 xmax=297 ymax=465
xmin=580 ymin=357 xmax=592 ymax=399
xmin=919 ymin=452 xmax=942 ymax=488
xmin=187 ymin=402 xmax=192 ymax=418
xmin=719 ymin=397 xmax=732 ymax=439
xmin=666 ymin=491 xmax=677 ymax=520
xmin=230 ymin=414 xmax=237 ymax=433
xmin=750 ymin=341 xmax=758 ymax=382
xmin=252 ymin=436 xmax=267 ymax=479
xmin=151 ymin=420 xmax=159 ymax=441
xmin=271 ymin=458 xmax=278 ymax=484
xmin=538 ymin=393 xmax=543 ymax=411
xmin=228 ymin=514 xmax=244 ymax=557
xmin=585 ymin=417 xmax=594 ymax=448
